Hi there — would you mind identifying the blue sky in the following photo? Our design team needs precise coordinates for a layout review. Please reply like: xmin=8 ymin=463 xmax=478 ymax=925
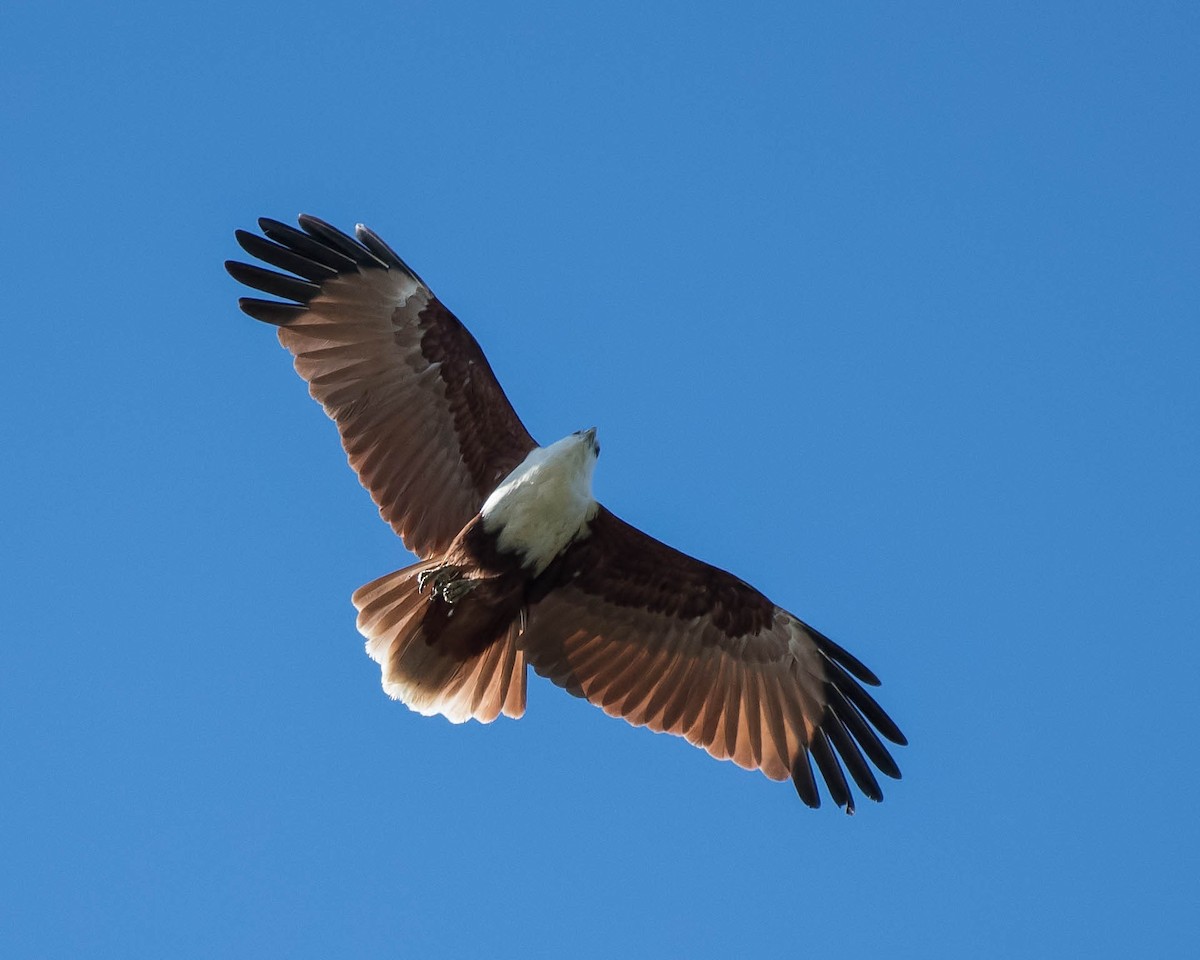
xmin=3 ymin=1 xmax=1198 ymax=956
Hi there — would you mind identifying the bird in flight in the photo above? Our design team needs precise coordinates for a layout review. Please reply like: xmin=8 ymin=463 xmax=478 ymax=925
xmin=226 ymin=215 xmax=906 ymax=812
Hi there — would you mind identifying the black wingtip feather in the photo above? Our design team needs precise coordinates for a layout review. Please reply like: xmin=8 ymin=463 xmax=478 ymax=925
xmin=354 ymin=224 xmax=425 ymax=283
xmin=805 ymin=622 xmax=881 ymax=686
xmin=791 ymin=751 xmax=821 ymax=808
xmin=237 ymin=297 xmax=307 ymax=326
xmin=297 ymin=214 xmax=388 ymax=269
xmin=824 ymin=683 xmax=902 ymax=780
xmin=810 ymin=729 xmax=854 ymax=814
xmin=822 ymin=708 xmax=884 ymax=802
xmin=824 ymin=658 xmax=908 ymax=746
xmin=258 ymin=217 xmax=361 ymax=274
xmin=225 ymin=260 xmax=321 ymax=303
xmin=235 ymin=230 xmax=339 ymax=284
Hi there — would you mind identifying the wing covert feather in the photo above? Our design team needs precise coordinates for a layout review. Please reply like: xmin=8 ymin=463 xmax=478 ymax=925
xmin=523 ymin=508 xmax=905 ymax=811
xmin=227 ymin=215 xmax=537 ymax=557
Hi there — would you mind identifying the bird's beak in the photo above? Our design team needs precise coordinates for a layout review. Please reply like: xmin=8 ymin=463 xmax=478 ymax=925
xmin=583 ymin=426 xmax=597 ymax=443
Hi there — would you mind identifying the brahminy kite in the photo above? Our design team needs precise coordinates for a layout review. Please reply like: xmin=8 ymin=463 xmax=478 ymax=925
xmin=226 ymin=215 xmax=907 ymax=812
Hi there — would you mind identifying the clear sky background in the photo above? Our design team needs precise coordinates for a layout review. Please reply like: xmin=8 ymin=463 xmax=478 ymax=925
xmin=3 ymin=2 xmax=1198 ymax=957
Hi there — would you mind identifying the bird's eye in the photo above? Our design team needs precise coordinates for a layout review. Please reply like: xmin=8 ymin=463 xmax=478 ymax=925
xmin=594 ymin=442 xmax=601 ymax=456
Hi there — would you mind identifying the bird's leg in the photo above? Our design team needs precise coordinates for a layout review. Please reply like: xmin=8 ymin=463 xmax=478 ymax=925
xmin=417 ymin=563 xmax=461 ymax=595
xmin=441 ymin=578 xmax=479 ymax=603
xmin=416 ymin=564 xmax=478 ymax=603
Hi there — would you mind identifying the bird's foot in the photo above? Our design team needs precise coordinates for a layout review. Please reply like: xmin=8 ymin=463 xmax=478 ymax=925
xmin=417 ymin=564 xmax=477 ymax=603
xmin=417 ymin=563 xmax=459 ymax=595
xmin=441 ymin=578 xmax=479 ymax=603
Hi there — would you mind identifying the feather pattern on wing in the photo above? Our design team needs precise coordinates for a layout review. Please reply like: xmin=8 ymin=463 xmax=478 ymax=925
xmin=523 ymin=509 xmax=906 ymax=811
xmin=228 ymin=214 xmax=908 ymax=811
xmin=226 ymin=215 xmax=537 ymax=558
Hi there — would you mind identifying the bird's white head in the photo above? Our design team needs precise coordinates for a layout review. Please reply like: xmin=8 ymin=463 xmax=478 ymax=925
xmin=573 ymin=426 xmax=600 ymax=459
xmin=541 ymin=426 xmax=600 ymax=488
xmin=538 ymin=426 xmax=599 ymax=494
xmin=483 ymin=426 xmax=600 ymax=519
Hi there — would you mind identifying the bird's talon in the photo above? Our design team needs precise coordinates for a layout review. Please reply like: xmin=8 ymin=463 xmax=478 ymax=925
xmin=441 ymin=578 xmax=478 ymax=603
xmin=417 ymin=564 xmax=476 ymax=603
xmin=418 ymin=564 xmax=462 ymax=597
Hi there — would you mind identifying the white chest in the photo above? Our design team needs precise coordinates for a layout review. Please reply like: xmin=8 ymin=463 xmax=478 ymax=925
xmin=480 ymin=442 xmax=598 ymax=574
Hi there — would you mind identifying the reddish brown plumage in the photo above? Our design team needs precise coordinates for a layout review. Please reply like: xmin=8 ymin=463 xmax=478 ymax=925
xmin=227 ymin=214 xmax=907 ymax=811
xmin=352 ymin=558 xmax=528 ymax=724
xmin=263 ymin=243 xmax=536 ymax=558
xmin=425 ymin=516 xmax=531 ymax=659
xmin=523 ymin=509 xmax=846 ymax=783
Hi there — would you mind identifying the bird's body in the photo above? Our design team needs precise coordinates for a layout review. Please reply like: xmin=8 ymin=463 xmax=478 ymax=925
xmin=227 ymin=214 xmax=907 ymax=812
xmin=480 ymin=430 xmax=600 ymax=575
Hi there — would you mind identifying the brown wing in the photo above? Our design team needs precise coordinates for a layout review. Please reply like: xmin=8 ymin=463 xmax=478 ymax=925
xmin=523 ymin=508 xmax=906 ymax=812
xmin=226 ymin=215 xmax=537 ymax=558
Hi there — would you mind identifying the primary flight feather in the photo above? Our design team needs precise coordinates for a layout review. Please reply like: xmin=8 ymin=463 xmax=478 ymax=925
xmin=226 ymin=214 xmax=907 ymax=812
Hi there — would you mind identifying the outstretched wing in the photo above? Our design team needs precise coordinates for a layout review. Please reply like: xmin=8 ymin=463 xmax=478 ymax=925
xmin=523 ymin=509 xmax=906 ymax=812
xmin=226 ymin=215 xmax=537 ymax=558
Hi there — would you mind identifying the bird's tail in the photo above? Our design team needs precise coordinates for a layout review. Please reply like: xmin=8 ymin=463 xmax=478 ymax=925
xmin=351 ymin=560 xmax=527 ymax=723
